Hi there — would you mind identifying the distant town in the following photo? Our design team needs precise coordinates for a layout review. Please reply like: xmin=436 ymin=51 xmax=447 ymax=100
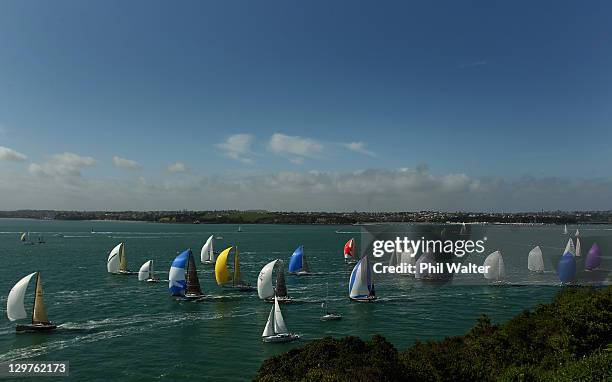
xmin=1 ymin=209 xmax=611 ymax=225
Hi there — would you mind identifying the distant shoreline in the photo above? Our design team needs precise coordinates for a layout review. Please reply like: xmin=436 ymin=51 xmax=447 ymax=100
xmin=1 ymin=210 xmax=611 ymax=225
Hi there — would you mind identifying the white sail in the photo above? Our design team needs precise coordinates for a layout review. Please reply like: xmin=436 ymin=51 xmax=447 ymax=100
xmin=563 ymin=238 xmax=575 ymax=256
xmin=262 ymin=304 xmax=275 ymax=337
xmin=575 ymin=238 xmax=581 ymax=257
xmin=257 ymin=260 xmax=278 ymax=300
xmin=527 ymin=246 xmax=544 ymax=272
xmin=575 ymin=229 xmax=580 ymax=237
xmin=107 ymin=243 xmax=123 ymax=273
xmin=138 ymin=260 xmax=152 ymax=281
xmin=563 ymin=224 xmax=568 ymax=234
xmin=349 ymin=258 xmax=371 ymax=298
xmin=273 ymin=296 xmax=288 ymax=334
xmin=483 ymin=251 xmax=505 ymax=281
xmin=6 ymin=272 xmax=37 ymax=321
xmin=200 ymin=235 xmax=214 ymax=263
xmin=415 ymin=252 xmax=436 ymax=279
xmin=399 ymin=248 xmax=415 ymax=267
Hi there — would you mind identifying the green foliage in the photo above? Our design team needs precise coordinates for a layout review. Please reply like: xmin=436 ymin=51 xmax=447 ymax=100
xmin=255 ymin=287 xmax=612 ymax=382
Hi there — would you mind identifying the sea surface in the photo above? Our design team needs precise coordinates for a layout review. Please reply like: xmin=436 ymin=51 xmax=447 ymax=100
xmin=0 ymin=219 xmax=610 ymax=381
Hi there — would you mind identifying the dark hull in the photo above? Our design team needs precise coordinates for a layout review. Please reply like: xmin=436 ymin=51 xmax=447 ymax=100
xmin=16 ymin=323 xmax=57 ymax=333
xmin=349 ymin=296 xmax=377 ymax=303
xmin=265 ymin=297 xmax=293 ymax=304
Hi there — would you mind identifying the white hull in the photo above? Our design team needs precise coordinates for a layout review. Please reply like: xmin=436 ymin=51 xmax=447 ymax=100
xmin=262 ymin=333 xmax=300 ymax=343
xmin=321 ymin=313 xmax=342 ymax=321
xmin=265 ymin=296 xmax=293 ymax=304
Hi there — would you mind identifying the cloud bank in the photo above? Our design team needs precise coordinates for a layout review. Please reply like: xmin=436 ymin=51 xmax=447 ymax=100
xmin=0 ymin=146 xmax=27 ymax=161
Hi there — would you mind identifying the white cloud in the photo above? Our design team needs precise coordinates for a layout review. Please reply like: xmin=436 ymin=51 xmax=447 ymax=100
xmin=342 ymin=142 xmax=376 ymax=157
xmin=28 ymin=152 xmax=95 ymax=178
xmin=0 ymin=146 xmax=27 ymax=161
xmin=216 ymin=134 xmax=254 ymax=163
xmin=267 ymin=133 xmax=323 ymax=163
xmin=113 ymin=156 xmax=142 ymax=170
xmin=167 ymin=162 xmax=187 ymax=173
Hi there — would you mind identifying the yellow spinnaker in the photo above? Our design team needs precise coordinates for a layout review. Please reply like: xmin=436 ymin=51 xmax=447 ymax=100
xmin=215 ymin=247 xmax=233 ymax=285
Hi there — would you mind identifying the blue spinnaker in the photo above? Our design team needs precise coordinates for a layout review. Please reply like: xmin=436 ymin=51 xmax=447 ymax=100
xmin=288 ymin=245 xmax=304 ymax=273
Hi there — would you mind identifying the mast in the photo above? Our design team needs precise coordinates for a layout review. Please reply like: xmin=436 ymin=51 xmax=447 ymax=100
xmin=32 ymin=273 xmax=50 ymax=325
xmin=185 ymin=251 xmax=203 ymax=295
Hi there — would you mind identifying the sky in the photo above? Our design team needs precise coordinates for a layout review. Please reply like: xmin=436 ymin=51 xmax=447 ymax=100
xmin=0 ymin=1 xmax=611 ymax=211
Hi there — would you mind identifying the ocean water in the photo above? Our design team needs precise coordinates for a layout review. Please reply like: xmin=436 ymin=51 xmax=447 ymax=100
xmin=0 ymin=219 xmax=610 ymax=381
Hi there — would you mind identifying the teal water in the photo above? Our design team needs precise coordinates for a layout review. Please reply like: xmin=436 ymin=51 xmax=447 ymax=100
xmin=0 ymin=219 xmax=610 ymax=381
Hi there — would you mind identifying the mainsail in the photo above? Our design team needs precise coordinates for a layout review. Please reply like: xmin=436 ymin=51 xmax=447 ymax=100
xmin=585 ymin=243 xmax=602 ymax=270
xmin=169 ymin=250 xmax=189 ymax=296
xmin=275 ymin=263 xmax=287 ymax=297
xmin=349 ymin=257 xmax=374 ymax=299
xmin=32 ymin=273 xmax=49 ymax=325
xmin=233 ymin=247 xmax=242 ymax=285
xmin=119 ymin=243 xmax=127 ymax=272
xmin=200 ymin=235 xmax=215 ymax=263
xmin=185 ymin=250 xmax=203 ymax=296
xmin=527 ymin=246 xmax=544 ymax=272
xmin=262 ymin=296 xmax=288 ymax=337
xmin=344 ymin=239 xmax=355 ymax=260
xmin=415 ymin=252 xmax=436 ymax=279
xmin=563 ymin=238 xmax=575 ymax=256
xmin=563 ymin=224 xmax=568 ymax=235
xmin=483 ymin=251 xmax=505 ymax=281
xmin=575 ymin=238 xmax=582 ymax=257
xmin=107 ymin=243 xmax=123 ymax=274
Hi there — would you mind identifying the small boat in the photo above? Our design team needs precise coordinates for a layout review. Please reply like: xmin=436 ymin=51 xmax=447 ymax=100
xmin=262 ymin=296 xmax=299 ymax=343
xmin=215 ymin=246 xmax=255 ymax=291
xmin=288 ymin=245 xmax=310 ymax=275
xmin=585 ymin=243 xmax=602 ymax=271
xmin=37 ymin=236 xmax=46 ymax=244
xmin=575 ymin=238 xmax=582 ymax=257
xmin=460 ymin=222 xmax=467 ymax=235
xmin=200 ymin=235 xmax=215 ymax=264
xmin=349 ymin=257 xmax=376 ymax=302
xmin=7 ymin=272 xmax=57 ymax=332
xmin=107 ymin=243 xmax=133 ymax=275
xmin=138 ymin=260 xmax=159 ymax=283
xmin=258 ymin=260 xmax=292 ymax=303
xmin=557 ymin=251 xmax=576 ymax=283
xmin=527 ymin=246 xmax=544 ymax=272
xmin=321 ymin=283 xmax=341 ymax=321
xmin=483 ymin=250 xmax=505 ymax=282
xmin=563 ymin=224 xmax=568 ymax=235
xmin=343 ymin=238 xmax=357 ymax=264
xmin=563 ymin=238 xmax=575 ymax=257
xmin=169 ymin=249 xmax=204 ymax=300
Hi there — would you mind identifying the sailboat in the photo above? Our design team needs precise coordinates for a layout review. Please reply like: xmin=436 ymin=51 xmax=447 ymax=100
xmin=261 ymin=296 xmax=299 ymax=343
xmin=415 ymin=251 xmax=436 ymax=280
xmin=138 ymin=260 xmax=159 ymax=283
xmin=215 ymin=246 xmax=255 ymax=291
xmin=343 ymin=238 xmax=357 ymax=264
xmin=460 ymin=222 xmax=467 ymax=235
xmin=257 ymin=260 xmax=292 ymax=303
xmin=348 ymin=256 xmax=376 ymax=302
xmin=575 ymin=229 xmax=580 ymax=237
xmin=527 ymin=246 xmax=544 ymax=272
xmin=575 ymin=238 xmax=582 ymax=257
xmin=557 ymin=252 xmax=576 ymax=283
xmin=107 ymin=243 xmax=132 ymax=275
xmin=238 ymin=226 xmax=242 ymax=232
xmin=20 ymin=232 xmax=34 ymax=245
xmin=585 ymin=243 xmax=602 ymax=271
xmin=6 ymin=272 xmax=57 ymax=332
xmin=200 ymin=235 xmax=215 ymax=264
xmin=321 ymin=283 xmax=341 ymax=321
xmin=483 ymin=250 xmax=505 ymax=282
xmin=563 ymin=224 xmax=568 ymax=235
xmin=563 ymin=238 xmax=576 ymax=257
xmin=288 ymin=245 xmax=310 ymax=275
xmin=169 ymin=249 xmax=204 ymax=300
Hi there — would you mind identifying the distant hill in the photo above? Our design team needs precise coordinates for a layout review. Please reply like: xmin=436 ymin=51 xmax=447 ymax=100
xmin=255 ymin=286 xmax=612 ymax=381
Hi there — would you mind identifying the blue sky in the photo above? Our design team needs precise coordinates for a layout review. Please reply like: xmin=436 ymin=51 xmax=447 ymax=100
xmin=0 ymin=1 xmax=611 ymax=211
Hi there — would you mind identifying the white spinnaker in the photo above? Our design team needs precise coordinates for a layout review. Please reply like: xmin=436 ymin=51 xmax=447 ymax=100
xmin=262 ymin=304 xmax=275 ymax=337
xmin=200 ymin=235 xmax=214 ymax=263
xmin=138 ymin=260 xmax=152 ymax=281
xmin=273 ymin=296 xmax=288 ymax=334
xmin=107 ymin=243 xmax=122 ymax=273
xmin=483 ymin=251 xmax=505 ymax=281
xmin=527 ymin=246 xmax=544 ymax=272
xmin=7 ymin=272 xmax=37 ymax=321
xmin=257 ymin=260 xmax=278 ymax=300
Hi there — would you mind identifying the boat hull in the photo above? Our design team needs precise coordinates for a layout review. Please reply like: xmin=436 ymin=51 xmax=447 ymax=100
xmin=146 ymin=278 xmax=160 ymax=283
xmin=349 ymin=296 xmax=377 ymax=303
xmin=262 ymin=333 xmax=300 ymax=343
xmin=16 ymin=323 xmax=57 ymax=333
xmin=183 ymin=293 xmax=205 ymax=301
xmin=321 ymin=314 xmax=342 ymax=321
xmin=265 ymin=297 xmax=293 ymax=304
